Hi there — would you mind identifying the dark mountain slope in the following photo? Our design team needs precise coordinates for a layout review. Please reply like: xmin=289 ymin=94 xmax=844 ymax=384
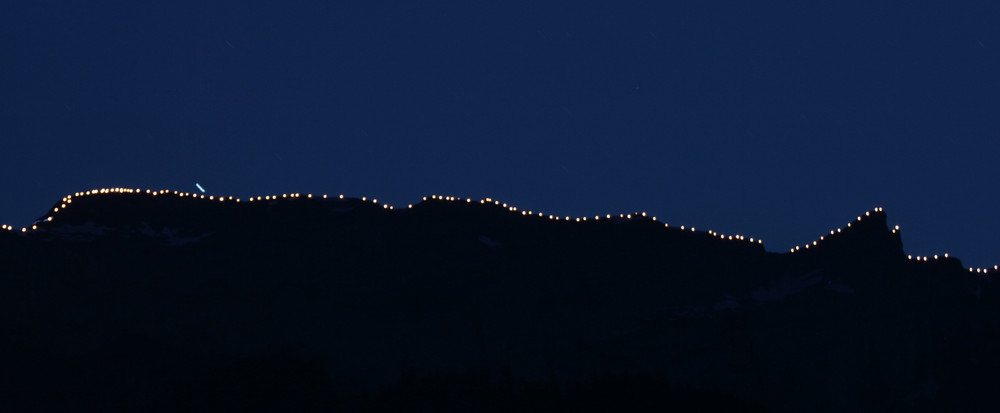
xmin=0 ymin=189 xmax=996 ymax=412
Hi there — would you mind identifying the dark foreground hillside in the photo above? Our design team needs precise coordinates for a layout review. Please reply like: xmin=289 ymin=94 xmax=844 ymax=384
xmin=1 ymin=189 xmax=997 ymax=412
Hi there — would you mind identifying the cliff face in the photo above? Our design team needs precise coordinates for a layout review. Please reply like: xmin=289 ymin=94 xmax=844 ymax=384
xmin=0 ymin=190 xmax=996 ymax=412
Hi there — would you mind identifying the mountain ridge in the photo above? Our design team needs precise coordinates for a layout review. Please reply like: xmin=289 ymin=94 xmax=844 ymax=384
xmin=1 ymin=187 xmax=998 ymax=412
xmin=7 ymin=187 xmax=995 ymax=275
xmin=0 ymin=188 xmax=932 ymax=258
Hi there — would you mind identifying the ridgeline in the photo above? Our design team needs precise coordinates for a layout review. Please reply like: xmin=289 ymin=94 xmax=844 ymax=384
xmin=1 ymin=188 xmax=996 ymax=412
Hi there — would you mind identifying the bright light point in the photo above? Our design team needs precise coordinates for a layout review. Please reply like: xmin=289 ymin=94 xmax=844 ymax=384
xmin=866 ymin=211 xmax=870 ymax=216
xmin=339 ymin=195 xmax=344 ymax=199
xmin=934 ymin=255 xmax=938 ymax=259
xmin=680 ymin=226 xmax=685 ymax=230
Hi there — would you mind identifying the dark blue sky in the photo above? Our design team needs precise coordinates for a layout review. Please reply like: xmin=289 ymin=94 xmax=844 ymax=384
xmin=3 ymin=1 xmax=998 ymax=268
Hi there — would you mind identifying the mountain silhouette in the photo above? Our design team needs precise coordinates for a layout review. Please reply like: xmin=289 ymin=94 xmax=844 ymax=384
xmin=1 ymin=188 xmax=997 ymax=412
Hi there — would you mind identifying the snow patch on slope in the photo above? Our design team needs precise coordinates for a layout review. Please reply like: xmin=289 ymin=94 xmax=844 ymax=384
xmin=47 ymin=221 xmax=110 ymax=241
xmin=139 ymin=222 xmax=213 ymax=246
xmin=478 ymin=235 xmax=501 ymax=247
xmin=751 ymin=270 xmax=825 ymax=302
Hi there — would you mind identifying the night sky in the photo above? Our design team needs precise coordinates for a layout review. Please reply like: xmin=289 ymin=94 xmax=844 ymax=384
xmin=3 ymin=1 xmax=998 ymax=268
